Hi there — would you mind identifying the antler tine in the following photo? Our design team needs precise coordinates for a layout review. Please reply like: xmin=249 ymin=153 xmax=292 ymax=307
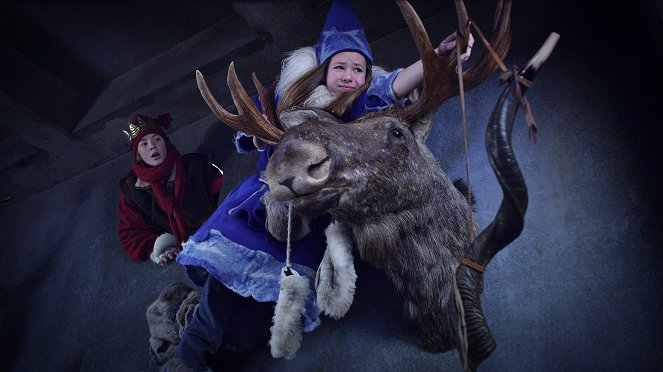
xmin=251 ymin=72 xmax=281 ymax=132
xmin=397 ymin=0 xmax=466 ymax=124
xmin=196 ymin=64 xmax=283 ymax=143
xmin=462 ymin=0 xmax=511 ymax=92
xmin=224 ymin=62 xmax=284 ymax=142
xmin=398 ymin=0 xmax=511 ymax=124
xmin=454 ymin=0 xmax=471 ymax=53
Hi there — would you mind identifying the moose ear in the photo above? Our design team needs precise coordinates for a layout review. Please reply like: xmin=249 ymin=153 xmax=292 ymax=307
xmin=406 ymin=88 xmax=434 ymax=142
xmin=279 ymin=108 xmax=339 ymax=130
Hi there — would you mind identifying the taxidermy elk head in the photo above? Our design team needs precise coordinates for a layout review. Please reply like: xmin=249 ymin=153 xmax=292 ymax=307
xmin=197 ymin=0 xmax=557 ymax=369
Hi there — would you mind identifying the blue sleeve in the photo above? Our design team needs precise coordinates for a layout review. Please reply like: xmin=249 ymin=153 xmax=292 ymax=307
xmin=364 ymin=68 xmax=408 ymax=112
xmin=234 ymin=131 xmax=257 ymax=153
xmin=233 ymin=95 xmax=266 ymax=153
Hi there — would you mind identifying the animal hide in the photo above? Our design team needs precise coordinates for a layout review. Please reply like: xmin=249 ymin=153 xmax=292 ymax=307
xmin=261 ymin=190 xmax=311 ymax=242
xmin=315 ymin=220 xmax=357 ymax=319
xmin=146 ymin=282 xmax=200 ymax=366
xmin=269 ymin=269 xmax=310 ymax=360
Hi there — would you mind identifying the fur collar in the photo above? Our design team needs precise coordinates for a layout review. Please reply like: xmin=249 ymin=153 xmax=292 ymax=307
xmin=275 ymin=46 xmax=390 ymax=109
xmin=276 ymin=47 xmax=319 ymax=100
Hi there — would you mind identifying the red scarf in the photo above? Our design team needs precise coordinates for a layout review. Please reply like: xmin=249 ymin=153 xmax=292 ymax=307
xmin=132 ymin=146 xmax=188 ymax=244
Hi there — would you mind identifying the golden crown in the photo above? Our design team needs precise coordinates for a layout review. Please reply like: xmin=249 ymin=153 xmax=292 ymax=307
xmin=123 ymin=118 xmax=153 ymax=143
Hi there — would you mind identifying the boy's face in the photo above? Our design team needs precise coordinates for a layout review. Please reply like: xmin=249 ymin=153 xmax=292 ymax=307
xmin=137 ymin=133 xmax=168 ymax=166
xmin=325 ymin=51 xmax=367 ymax=96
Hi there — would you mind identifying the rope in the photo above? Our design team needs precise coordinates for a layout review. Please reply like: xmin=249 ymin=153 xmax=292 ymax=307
xmin=471 ymin=19 xmax=538 ymax=142
xmin=454 ymin=20 xmax=540 ymax=244
xmin=450 ymin=16 xmax=543 ymax=372
xmin=286 ymin=202 xmax=293 ymax=269
xmin=501 ymin=66 xmax=538 ymax=142
xmin=469 ymin=20 xmax=508 ymax=72
xmin=455 ymin=37 xmax=473 ymax=370
xmin=456 ymin=26 xmax=476 ymax=242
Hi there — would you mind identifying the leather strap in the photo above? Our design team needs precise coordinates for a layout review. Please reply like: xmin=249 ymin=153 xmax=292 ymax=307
xmin=461 ymin=256 xmax=485 ymax=273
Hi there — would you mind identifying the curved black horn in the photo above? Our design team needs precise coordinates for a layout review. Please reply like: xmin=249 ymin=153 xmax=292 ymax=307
xmin=454 ymin=33 xmax=559 ymax=371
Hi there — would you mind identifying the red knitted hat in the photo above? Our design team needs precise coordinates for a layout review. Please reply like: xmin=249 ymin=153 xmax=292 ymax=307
xmin=124 ymin=113 xmax=173 ymax=155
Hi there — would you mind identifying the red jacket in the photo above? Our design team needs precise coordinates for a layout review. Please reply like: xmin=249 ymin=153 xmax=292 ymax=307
xmin=117 ymin=154 xmax=223 ymax=261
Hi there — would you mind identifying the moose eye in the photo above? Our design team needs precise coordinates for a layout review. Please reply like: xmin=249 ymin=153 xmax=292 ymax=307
xmin=391 ymin=128 xmax=403 ymax=138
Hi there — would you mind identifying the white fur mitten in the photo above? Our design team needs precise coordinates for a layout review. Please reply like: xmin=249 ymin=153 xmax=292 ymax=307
xmin=315 ymin=221 xmax=357 ymax=319
xmin=150 ymin=233 xmax=178 ymax=265
xmin=270 ymin=268 xmax=310 ymax=360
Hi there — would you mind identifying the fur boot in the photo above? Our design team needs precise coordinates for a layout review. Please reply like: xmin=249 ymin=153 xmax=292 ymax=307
xmin=146 ymin=282 xmax=200 ymax=366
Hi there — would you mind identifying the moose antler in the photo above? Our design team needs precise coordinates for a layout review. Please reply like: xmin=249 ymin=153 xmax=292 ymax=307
xmin=397 ymin=0 xmax=511 ymax=124
xmin=196 ymin=63 xmax=283 ymax=143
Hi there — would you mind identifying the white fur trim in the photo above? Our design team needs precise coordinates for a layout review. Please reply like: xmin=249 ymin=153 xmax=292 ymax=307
xmin=150 ymin=233 xmax=178 ymax=264
xmin=275 ymin=47 xmax=318 ymax=100
xmin=134 ymin=177 xmax=151 ymax=189
xmin=303 ymin=85 xmax=336 ymax=109
xmin=274 ymin=46 xmax=392 ymax=109
xmin=270 ymin=270 xmax=310 ymax=360
xmin=315 ymin=221 xmax=357 ymax=320
xmin=372 ymin=65 xmax=388 ymax=78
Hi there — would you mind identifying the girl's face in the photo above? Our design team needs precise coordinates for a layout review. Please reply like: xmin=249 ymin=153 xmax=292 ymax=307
xmin=137 ymin=133 xmax=167 ymax=166
xmin=325 ymin=51 xmax=367 ymax=96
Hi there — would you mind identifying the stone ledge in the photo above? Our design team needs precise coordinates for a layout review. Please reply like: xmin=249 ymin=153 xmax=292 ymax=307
xmin=74 ymin=12 xmax=262 ymax=133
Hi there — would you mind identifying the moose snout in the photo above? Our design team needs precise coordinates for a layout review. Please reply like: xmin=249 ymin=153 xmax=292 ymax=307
xmin=267 ymin=142 xmax=331 ymax=201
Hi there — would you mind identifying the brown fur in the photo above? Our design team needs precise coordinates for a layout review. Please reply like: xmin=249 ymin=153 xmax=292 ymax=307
xmin=197 ymin=0 xmax=512 ymax=357
xmin=266 ymin=109 xmax=478 ymax=351
xmin=146 ymin=282 xmax=200 ymax=365
xmin=261 ymin=191 xmax=311 ymax=242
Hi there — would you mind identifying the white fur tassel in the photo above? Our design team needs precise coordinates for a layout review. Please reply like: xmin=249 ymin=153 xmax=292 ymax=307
xmin=315 ymin=221 xmax=357 ymax=319
xmin=270 ymin=268 xmax=310 ymax=360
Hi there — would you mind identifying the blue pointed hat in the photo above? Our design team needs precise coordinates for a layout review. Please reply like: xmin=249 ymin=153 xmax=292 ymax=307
xmin=315 ymin=0 xmax=372 ymax=65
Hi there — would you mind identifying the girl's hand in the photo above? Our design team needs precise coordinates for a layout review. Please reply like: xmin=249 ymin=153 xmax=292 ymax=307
xmin=252 ymin=113 xmax=278 ymax=149
xmin=436 ymin=32 xmax=475 ymax=62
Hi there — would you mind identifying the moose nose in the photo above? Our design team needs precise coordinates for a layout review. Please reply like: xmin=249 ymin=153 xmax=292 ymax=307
xmin=267 ymin=140 xmax=330 ymax=201
xmin=280 ymin=154 xmax=330 ymax=197
xmin=280 ymin=177 xmax=298 ymax=197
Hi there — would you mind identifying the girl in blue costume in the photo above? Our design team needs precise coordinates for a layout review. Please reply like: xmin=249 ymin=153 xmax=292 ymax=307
xmin=171 ymin=1 xmax=473 ymax=370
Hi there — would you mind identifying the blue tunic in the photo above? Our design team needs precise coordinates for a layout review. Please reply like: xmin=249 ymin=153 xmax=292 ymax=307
xmin=177 ymin=68 xmax=405 ymax=331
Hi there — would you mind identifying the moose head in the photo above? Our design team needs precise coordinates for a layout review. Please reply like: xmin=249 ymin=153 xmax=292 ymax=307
xmin=196 ymin=0 xmax=556 ymax=369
